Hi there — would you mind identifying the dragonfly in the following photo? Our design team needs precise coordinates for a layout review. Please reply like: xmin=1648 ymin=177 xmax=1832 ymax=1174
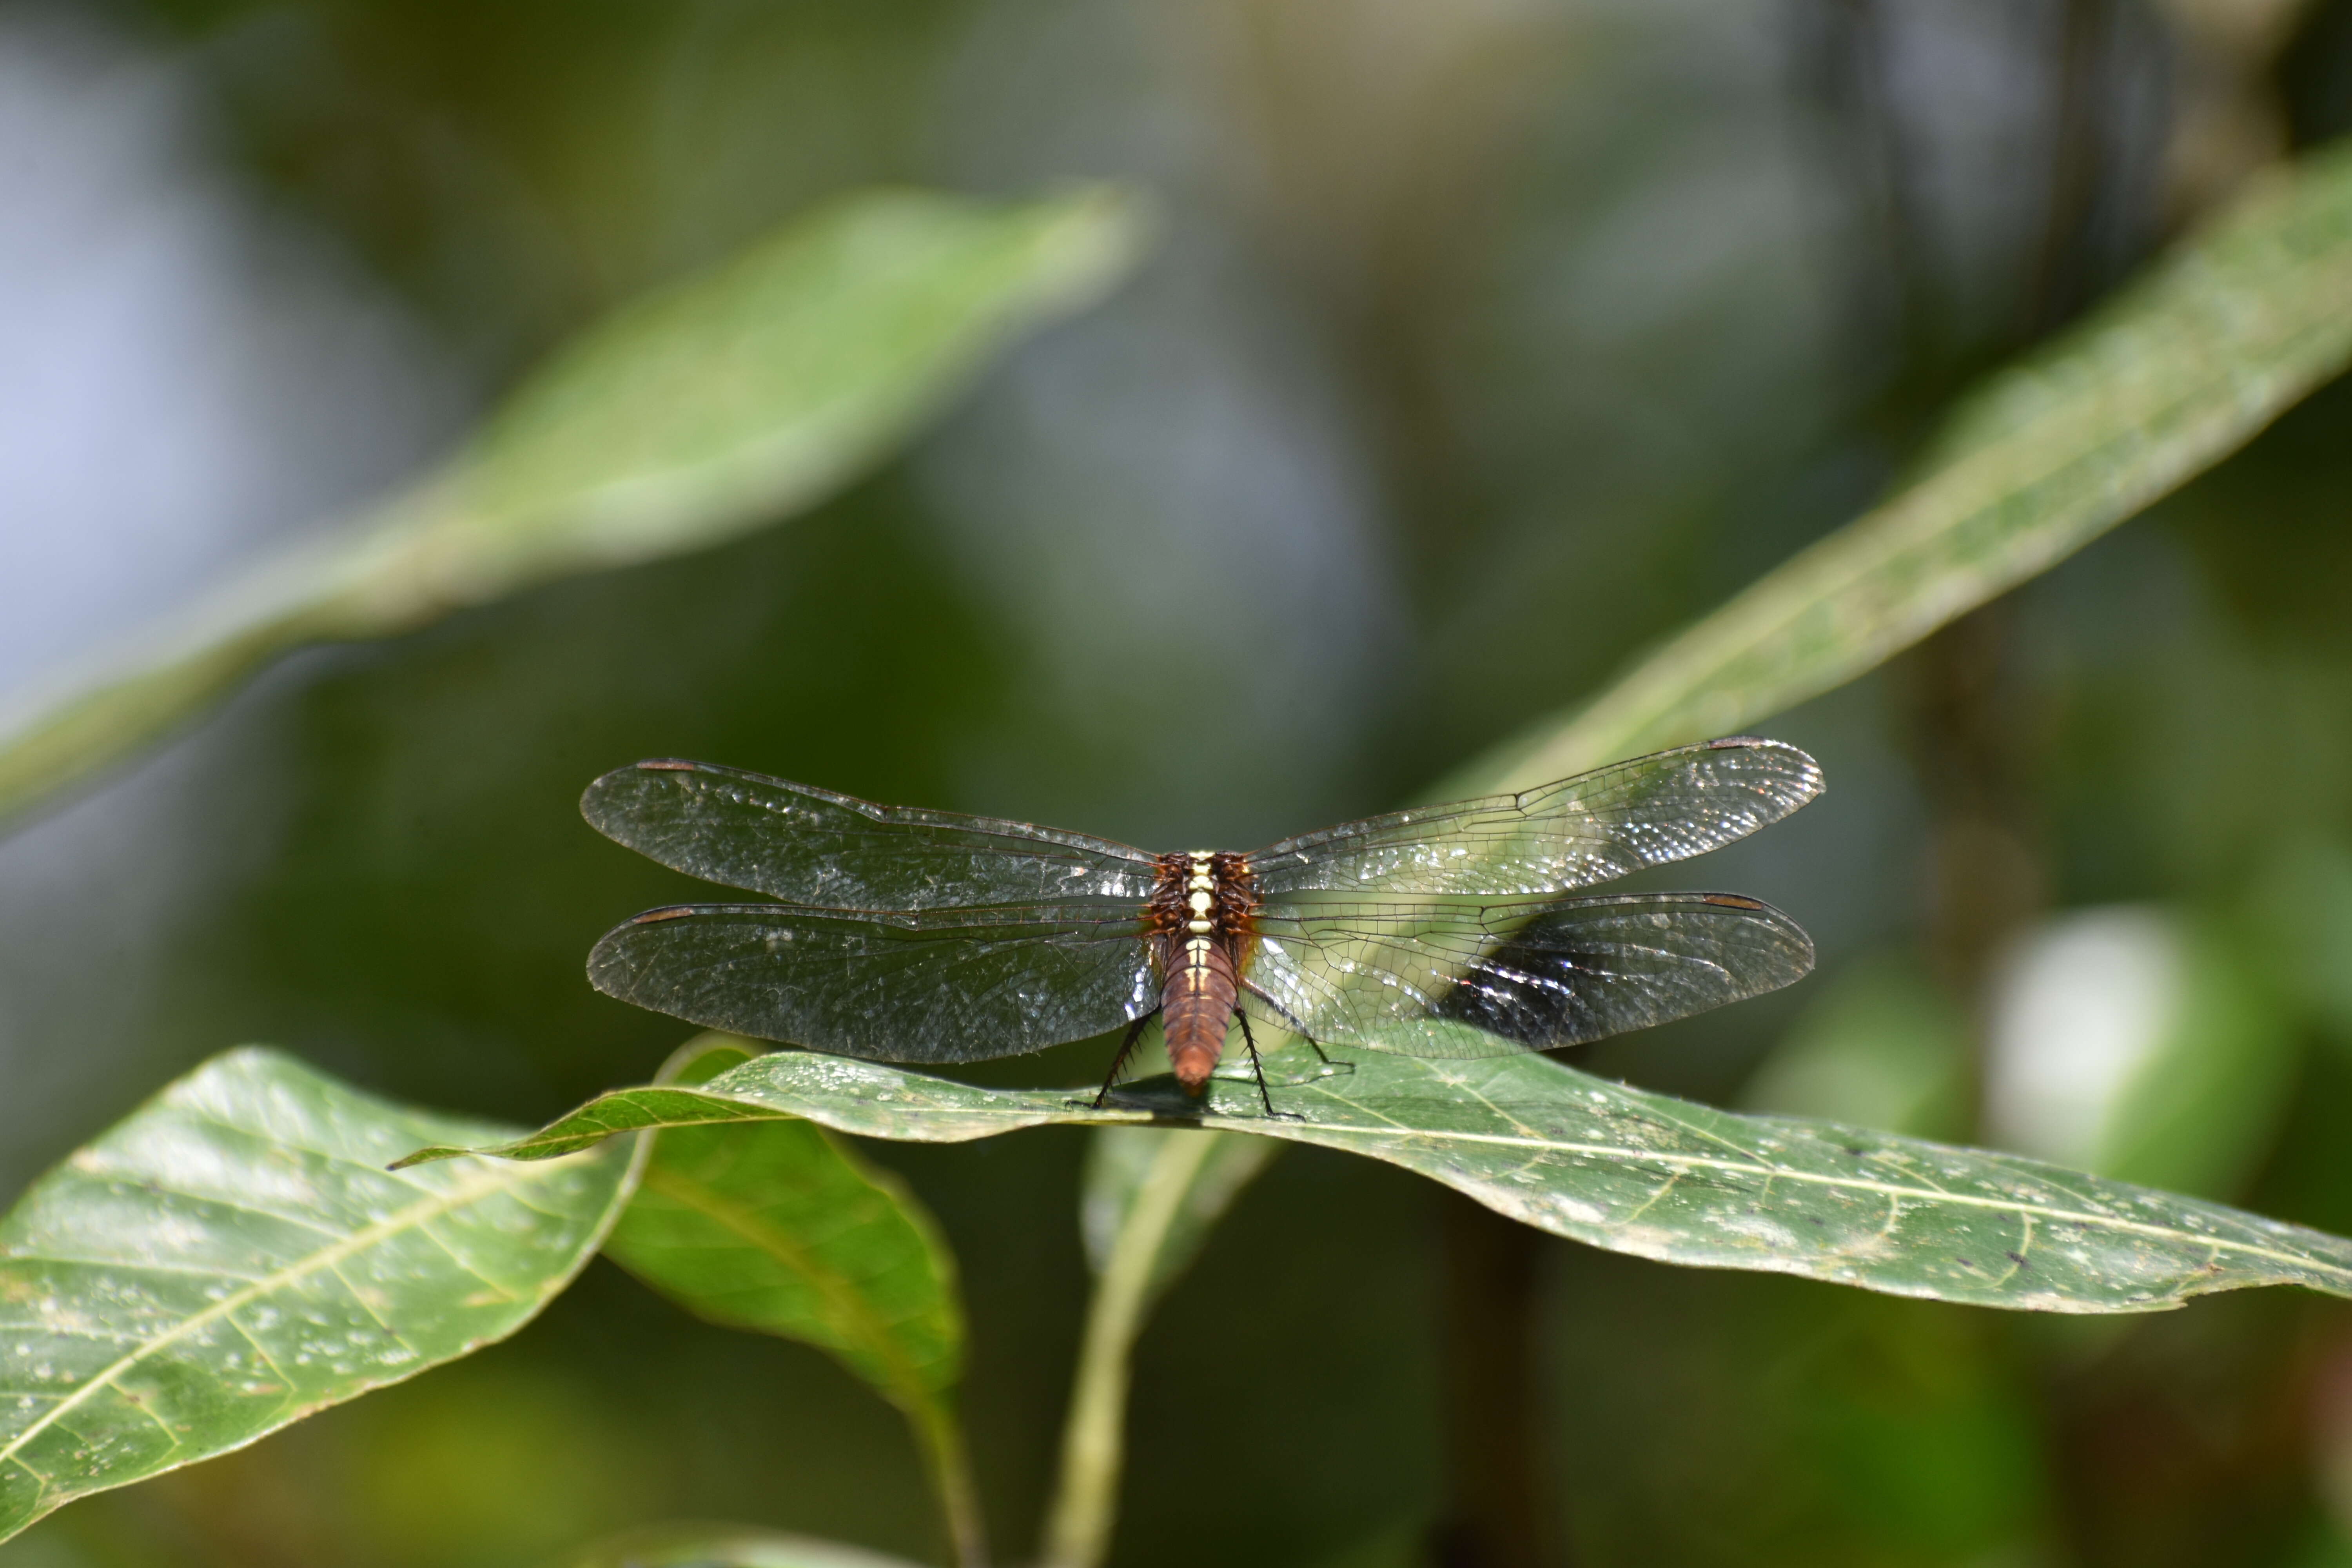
xmin=583 ymin=736 xmax=1823 ymax=1116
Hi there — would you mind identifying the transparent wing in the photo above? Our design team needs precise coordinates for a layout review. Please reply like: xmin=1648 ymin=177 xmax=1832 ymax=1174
xmin=1248 ymin=737 xmax=1822 ymax=896
xmin=582 ymin=761 xmax=1163 ymax=909
xmin=1245 ymin=893 xmax=1813 ymax=1057
xmin=588 ymin=901 xmax=1156 ymax=1062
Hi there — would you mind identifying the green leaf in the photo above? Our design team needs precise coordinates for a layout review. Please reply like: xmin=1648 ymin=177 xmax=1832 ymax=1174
xmin=1455 ymin=138 xmax=2352 ymax=791
xmin=405 ymin=1040 xmax=2352 ymax=1314
xmin=562 ymin=1523 xmax=930 ymax=1568
xmin=0 ymin=185 xmax=1147 ymax=831
xmin=0 ymin=1047 xmax=635 ymax=1543
xmin=604 ymin=1038 xmax=963 ymax=1402
xmin=600 ymin=1038 xmax=980 ymax=1567
xmin=608 ymin=1118 xmax=963 ymax=1404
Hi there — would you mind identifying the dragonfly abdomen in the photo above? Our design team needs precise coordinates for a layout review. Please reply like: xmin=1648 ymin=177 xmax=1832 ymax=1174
xmin=1147 ymin=849 xmax=1259 ymax=1092
xmin=1162 ymin=939 xmax=1238 ymax=1089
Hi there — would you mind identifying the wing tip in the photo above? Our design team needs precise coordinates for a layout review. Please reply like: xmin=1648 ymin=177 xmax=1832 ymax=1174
xmin=1693 ymin=891 xmax=1817 ymax=972
xmin=1703 ymin=733 xmax=1827 ymax=802
xmin=630 ymin=906 xmax=698 ymax=924
xmin=580 ymin=758 xmax=713 ymax=835
xmin=1704 ymin=733 xmax=1813 ymax=767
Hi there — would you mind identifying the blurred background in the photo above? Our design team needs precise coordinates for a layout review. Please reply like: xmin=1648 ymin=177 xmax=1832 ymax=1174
xmin=3 ymin=0 xmax=2352 ymax=1564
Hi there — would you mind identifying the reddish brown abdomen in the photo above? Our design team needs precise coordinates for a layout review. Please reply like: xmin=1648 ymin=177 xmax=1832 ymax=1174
xmin=1162 ymin=944 xmax=1238 ymax=1092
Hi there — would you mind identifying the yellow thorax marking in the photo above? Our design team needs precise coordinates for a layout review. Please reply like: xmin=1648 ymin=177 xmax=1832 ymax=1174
xmin=1184 ymin=852 xmax=1218 ymax=938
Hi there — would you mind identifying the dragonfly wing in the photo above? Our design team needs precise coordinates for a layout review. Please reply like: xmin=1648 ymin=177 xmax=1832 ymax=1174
xmin=1246 ymin=893 xmax=1813 ymax=1057
xmin=589 ymin=902 xmax=1156 ymax=1062
xmin=583 ymin=761 xmax=1163 ymax=908
xmin=1249 ymin=737 xmax=1822 ymax=896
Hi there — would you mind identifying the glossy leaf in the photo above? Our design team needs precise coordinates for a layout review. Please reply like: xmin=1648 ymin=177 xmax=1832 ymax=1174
xmin=601 ymin=1038 xmax=980 ymax=1567
xmin=0 ymin=1047 xmax=635 ymax=1543
xmin=405 ymin=1039 xmax=2352 ymax=1314
xmin=1456 ymin=139 xmax=2352 ymax=791
xmin=564 ymin=1523 xmax=930 ymax=1568
xmin=0 ymin=186 xmax=1147 ymax=829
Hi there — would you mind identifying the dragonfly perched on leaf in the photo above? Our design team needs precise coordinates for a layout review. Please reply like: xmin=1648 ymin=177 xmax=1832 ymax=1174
xmin=583 ymin=737 xmax=1823 ymax=1116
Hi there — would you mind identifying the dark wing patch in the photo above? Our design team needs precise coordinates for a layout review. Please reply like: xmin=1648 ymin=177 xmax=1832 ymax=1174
xmin=1245 ymin=893 xmax=1813 ymax=1057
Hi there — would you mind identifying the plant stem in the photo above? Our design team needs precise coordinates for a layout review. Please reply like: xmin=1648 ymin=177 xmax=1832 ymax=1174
xmin=1038 ymin=1132 xmax=1220 ymax=1568
xmin=1430 ymin=1191 xmax=1563 ymax=1567
xmin=910 ymin=1397 xmax=989 ymax=1568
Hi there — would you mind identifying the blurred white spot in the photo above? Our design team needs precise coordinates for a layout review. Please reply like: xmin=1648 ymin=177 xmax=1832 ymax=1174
xmin=1984 ymin=906 xmax=2183 ymax=1170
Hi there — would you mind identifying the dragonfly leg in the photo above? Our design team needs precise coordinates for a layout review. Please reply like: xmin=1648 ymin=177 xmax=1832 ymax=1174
xmin=1083 ymin=1012 xmax=1156 ymax=1110
xmin=1236 ymin=1010 xmax=1304 ymax=1121
xmin=1238 ymin=982 xmax=1350 ymax=1072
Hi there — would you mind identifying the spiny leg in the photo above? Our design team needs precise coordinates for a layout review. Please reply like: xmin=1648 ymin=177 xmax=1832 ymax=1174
xmin=1240 ymin=983 xmax=1349 ymax=1072
xmin=1086 ymin=1012 xmax=1156 ymax=1110
xmin=1235 ymin=1009 xmax=1302 ymax=1121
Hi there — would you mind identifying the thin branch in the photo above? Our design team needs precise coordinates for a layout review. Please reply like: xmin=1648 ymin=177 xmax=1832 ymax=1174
xmin=1037 ymin=1132 xmax=1222 ymax=1568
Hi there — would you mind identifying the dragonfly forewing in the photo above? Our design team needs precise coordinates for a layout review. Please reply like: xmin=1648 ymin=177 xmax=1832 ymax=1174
xmin=1248 ymin=737 xmax=1822 ymax=897
xmin=583 ymin=760 xmax=1163 ymax=909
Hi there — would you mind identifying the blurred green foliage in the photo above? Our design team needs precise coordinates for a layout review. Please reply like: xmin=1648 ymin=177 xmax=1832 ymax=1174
xmin=0 ymin=185 xmax=1142 ymax=827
